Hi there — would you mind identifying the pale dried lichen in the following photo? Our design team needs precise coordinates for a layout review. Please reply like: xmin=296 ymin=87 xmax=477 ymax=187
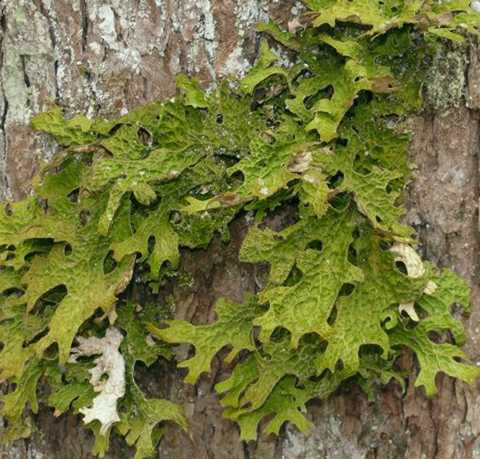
xmin=390 ymin=244 xmax=438 ymax=321
xmin=390 ymin=243 xmax=425 ymax=279
xmin=69 ymin=327 xmax=125 ymax=435
xmin=391 ymin=243 xmax=424 ymax=321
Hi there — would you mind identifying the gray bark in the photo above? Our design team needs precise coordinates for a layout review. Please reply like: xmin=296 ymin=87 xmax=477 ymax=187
xmin=1 ymin=1 xmax=480 ymax=458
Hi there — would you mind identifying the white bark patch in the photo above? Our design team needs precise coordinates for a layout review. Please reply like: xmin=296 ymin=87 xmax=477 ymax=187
xmin=222 ymin=47 xmax=251 ymax=78
xmin=97 ymin=5 xmax=117 ymax=48
xmin=69 ymin=328 xmax=125 ymax=435
xmin=219 ymin=0 xmax=270 ymax=78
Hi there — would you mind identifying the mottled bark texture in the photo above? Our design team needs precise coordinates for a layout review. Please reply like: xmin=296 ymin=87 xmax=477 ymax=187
xmin=1 ymin=1 xmax=480 ymax=458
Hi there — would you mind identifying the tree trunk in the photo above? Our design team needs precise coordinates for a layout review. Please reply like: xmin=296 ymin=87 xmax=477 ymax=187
xmin=1 ymin=1 xmax=480 ymax=458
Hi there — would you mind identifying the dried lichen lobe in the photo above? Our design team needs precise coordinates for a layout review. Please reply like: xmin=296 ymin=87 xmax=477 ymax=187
xmin=1 ymin=1 xmax=480 ymax=458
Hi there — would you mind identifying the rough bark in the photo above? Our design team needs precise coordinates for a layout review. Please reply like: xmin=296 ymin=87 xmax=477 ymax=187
xmin=1 ymin=1 xmax=480 ymax=458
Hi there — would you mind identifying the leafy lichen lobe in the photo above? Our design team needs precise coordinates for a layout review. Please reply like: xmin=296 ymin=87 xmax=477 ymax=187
xmin=1 ymin=0 xmax=480 ymax=456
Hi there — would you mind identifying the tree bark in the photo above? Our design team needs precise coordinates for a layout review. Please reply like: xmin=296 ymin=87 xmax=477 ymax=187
xmin=1 ymin=1 xmax=480 ymax=458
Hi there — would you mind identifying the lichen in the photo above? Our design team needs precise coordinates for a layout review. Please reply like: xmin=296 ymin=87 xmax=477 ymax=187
xmin=424 ymin=41 xmax=469 ymax=112
xmin=1 ymin=1 xmax=480 ymax=457
xmin=69 ymin=327 xmax=126 ymax=435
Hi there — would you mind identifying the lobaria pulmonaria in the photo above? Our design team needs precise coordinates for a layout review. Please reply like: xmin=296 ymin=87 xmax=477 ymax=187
xmin=1 ymin=1 xmax=480 ymax=457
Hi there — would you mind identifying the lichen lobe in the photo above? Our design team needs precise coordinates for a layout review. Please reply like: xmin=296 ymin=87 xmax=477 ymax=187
xmin=70 ymin=327 xmax=125 ymax=435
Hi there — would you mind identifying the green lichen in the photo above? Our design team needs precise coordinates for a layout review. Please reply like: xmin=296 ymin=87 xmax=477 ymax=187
xmin=1 ymin=1 xmax=480 ymax=457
